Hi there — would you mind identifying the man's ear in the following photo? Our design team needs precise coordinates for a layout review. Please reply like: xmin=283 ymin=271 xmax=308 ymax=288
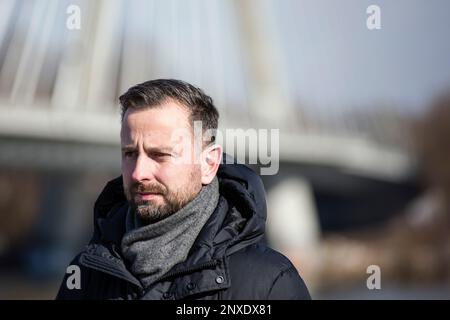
xmin=201 ymin=144 xmax=223 ymax=185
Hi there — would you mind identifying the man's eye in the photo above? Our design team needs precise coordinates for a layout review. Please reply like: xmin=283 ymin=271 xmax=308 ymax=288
xmin=152 ymin=152 xmax=171 ymax=159
xmin=157 ymin=153 xmax=171 ymax=157
xmin=123 ymin=151 xmax=136 ymax=158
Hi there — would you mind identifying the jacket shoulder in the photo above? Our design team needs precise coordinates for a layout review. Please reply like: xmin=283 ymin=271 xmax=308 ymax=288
xmin=226 ymin=243 xmax=311 ymax=300
xmin=229 ymin=243 xmax=296 ymax=272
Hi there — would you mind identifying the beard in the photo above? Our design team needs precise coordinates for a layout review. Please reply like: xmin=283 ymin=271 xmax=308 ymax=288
xmin=124 ymin=170 xmax=201 ymax=224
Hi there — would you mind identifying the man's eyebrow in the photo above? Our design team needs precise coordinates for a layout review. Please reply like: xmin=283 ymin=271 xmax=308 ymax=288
xmin=120 ymin=145 xmax=174 ymax=153
xmin=121 ymin=145 xmax=136 ymax=151
xmin=145 ymin=146 xmax=174 ymax=154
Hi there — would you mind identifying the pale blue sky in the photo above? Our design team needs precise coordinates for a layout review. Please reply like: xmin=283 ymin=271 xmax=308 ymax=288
xmin=273 ymin=0 xmax=450 ymax=115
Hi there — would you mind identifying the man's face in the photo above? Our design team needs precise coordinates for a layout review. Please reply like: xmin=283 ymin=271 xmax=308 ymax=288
xmin=121 ymin=101 xmax=203 ymax=224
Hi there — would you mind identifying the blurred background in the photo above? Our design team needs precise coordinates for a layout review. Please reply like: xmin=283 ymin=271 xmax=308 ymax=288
xmin=1 ymin=0 xmax=450 ymax=299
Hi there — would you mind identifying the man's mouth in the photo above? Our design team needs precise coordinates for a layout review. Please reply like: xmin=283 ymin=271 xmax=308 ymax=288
xmin=136 ymin=192 xmax=162 ymax=201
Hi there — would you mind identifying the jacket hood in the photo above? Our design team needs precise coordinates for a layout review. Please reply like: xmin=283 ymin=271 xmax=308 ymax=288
xmin=91 ymin=154 xmax=267 ymax=258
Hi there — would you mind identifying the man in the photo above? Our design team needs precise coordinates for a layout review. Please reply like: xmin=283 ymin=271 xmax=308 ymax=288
xmin=56 ymin=79 xmax=310 ymax=300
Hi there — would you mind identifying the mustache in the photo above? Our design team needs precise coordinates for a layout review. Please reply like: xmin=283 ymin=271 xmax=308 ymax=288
xmin=131 ymin=182 xmax=167 ymax=195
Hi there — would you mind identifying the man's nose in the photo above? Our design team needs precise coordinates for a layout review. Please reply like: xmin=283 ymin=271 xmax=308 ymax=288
xmin=131 ymin=154 xmax=156 ymax=182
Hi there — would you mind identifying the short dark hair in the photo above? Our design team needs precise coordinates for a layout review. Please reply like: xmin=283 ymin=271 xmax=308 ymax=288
xmin=119 ymin=79 xmax=219 ymax=142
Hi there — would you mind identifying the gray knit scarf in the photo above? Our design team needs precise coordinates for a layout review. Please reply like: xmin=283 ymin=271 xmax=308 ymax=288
xmin=121 ymin=177 xmax=219 ymax=288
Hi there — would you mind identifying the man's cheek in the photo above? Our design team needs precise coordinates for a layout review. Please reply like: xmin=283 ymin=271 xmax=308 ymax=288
xmin=166 ymin=165 xmax=190 ymax=182
xmin=122 ymin=180 xmax=133 ymax=200
xmin=122 ymin=164 xmax=133 ymax=183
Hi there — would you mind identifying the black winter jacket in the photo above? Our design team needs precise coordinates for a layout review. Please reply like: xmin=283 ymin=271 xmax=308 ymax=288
xmin=56 ymin=161 xmax=311 ymax=300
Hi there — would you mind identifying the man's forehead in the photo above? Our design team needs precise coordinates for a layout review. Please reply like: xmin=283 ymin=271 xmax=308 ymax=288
xmin=122 ymin=125 xmax=192 ymax=141
xmin=121 ymin=128 xmax=194 ymax=151
xmin=121 ymin=129 xmax=178 ymax=144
